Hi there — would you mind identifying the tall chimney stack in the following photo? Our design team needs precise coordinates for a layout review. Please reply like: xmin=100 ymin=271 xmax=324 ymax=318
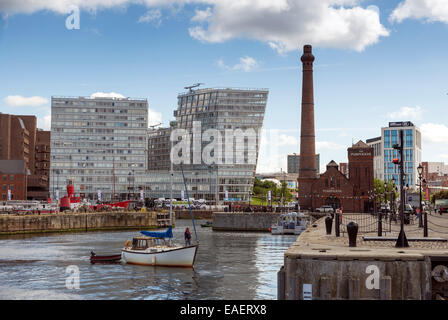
xmin=298 ymin=44 xmax=317 ymax=210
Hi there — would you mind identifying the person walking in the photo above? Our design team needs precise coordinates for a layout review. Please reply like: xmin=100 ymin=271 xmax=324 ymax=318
xmin=184 ymin=227 xmax=192 ymax=246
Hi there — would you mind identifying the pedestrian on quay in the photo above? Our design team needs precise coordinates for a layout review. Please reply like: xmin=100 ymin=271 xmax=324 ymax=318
xmin=184 ymin=227 xmax=191 ymax=246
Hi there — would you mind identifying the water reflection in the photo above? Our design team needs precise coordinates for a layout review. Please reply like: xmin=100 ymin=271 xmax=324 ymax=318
xmin=0 ymin=220 xmax=296 ymax=300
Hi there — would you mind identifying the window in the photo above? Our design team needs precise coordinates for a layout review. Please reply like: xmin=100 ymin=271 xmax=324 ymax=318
xmin=384 ymin=130 xmax=391 ymax=148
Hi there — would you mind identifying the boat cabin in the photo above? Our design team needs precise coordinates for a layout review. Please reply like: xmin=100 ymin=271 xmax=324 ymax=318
xmin=131 ymin=236 xmax=170 ymax=250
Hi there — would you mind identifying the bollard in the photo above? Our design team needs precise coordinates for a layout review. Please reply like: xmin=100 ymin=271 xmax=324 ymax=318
xmin=325 ymin=216 xmax=333 ymax=235
xmin=335 ymin=211 xmax=340 ymax=237
xmin=346 ymin=221 xmax=358 ymax=247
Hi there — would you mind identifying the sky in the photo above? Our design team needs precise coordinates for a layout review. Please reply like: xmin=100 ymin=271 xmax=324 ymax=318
xmin=0 ymin=0 xmax=448 ymax=174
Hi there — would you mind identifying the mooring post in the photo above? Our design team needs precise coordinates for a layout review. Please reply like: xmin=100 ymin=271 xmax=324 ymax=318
xmin=347 ymin=221 xmax=358 ymax=247
xmin=335 ymin=212 xmax=340 ymax=237
xmin=325 ymin=215 xmax=333 ymax=235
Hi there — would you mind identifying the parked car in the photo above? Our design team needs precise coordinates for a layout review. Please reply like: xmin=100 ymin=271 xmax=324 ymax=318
xmin=316 ymin=205 xmax=334 ymax=213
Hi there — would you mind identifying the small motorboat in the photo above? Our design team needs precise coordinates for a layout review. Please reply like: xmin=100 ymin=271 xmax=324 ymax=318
xmin=270 ymin=212 xmax=308 ymax=235
xmin=90 ymin=251 xmax=122 ymax=264
xmin=200 ymin=221 xmax=212 ymax=228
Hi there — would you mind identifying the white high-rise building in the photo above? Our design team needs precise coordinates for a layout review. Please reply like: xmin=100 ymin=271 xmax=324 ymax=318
xmin=50 ymin=96 xmax=148 ymax=201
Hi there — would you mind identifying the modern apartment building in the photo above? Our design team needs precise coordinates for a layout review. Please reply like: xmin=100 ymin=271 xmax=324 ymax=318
xmin=287 ymin=153 xmax=320 ymax=174
xmin=50 ymin=96 xmax=148 ymax=201
xmin=366 ymin=136 xmax=383 ymax=181
xmin=367 ymin=121 xmax=422 ymax=188
xmin=146 ymin=87 xmax=268 ymax=203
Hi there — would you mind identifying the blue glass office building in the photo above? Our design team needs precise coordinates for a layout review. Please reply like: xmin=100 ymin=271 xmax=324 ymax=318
xmin=381 ymin=121 xmax=421 ymax=188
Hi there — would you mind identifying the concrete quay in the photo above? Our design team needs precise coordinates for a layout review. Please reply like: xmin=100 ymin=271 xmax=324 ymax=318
xmin=212 ymin=211 xmax=325 ymax=232
xmin=0 ymin=211 xmax=172 ymax=235
xmin=278 ymin=213 xmax=448 ymax=300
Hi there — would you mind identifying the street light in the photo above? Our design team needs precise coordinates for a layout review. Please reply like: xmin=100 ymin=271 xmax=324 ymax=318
xmin=417 ymin=164 xmax=428 ymax=237
xmin=394 ymin=130 xmax=409 ymax=248
xmin=391 ymin=177 xmax=396 ymax=220
xmin=417 ymin=164 xmax=423 ymax=229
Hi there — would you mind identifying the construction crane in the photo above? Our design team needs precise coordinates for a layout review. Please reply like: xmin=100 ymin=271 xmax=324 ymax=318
xmin=149 ymin=123 xmax=162 ymax=130
xmin=184 ymin=83 xmax=204 ymax=93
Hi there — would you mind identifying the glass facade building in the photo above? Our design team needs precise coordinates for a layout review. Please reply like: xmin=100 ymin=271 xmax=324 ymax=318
xmin=50 ymin=96 xmax=148 ymax=201
xmin=381 ymin=122 xmax=421 ymax=188
xmin=146 ymin=87 xmax=268 ymax=203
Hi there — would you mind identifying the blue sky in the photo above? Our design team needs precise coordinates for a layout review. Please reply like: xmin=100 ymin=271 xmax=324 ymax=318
xmin=0 ymin=0 xmax=448 ymax=173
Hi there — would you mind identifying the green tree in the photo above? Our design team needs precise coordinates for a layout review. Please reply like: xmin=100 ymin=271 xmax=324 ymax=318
xmin=431 ymin=190 xmax=448 ymax=204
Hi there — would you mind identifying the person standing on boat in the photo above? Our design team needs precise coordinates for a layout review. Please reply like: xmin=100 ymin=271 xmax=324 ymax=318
xmin=184 ymin=227 xmax=192 ymax=246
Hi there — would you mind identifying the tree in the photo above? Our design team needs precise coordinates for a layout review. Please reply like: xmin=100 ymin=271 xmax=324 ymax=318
xmin=252 ymin=177 xmax=293 ymax=204
xmin=374 ymin=178 xmax=399 ymax=204
xmin=431 ymin=190 xmax=448 ymax=204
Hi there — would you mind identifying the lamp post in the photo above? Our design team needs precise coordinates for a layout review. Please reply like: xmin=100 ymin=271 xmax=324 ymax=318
xmin=417 ymin=164 xmax=428 ymax=237
xmin=394 ymin=130 xmax=409 ymax=248
xmin=417 ymin=164 xmax=423 ymax=228
xmin=391 ymin=177 xmax=396 ymax=222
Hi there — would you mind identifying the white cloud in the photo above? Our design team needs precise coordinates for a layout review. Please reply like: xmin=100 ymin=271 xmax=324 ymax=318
xmin=390 ymin=0 xmax=448 ymax=24
xmin=278 ymin=134 xmax=298 ymax=147
xmin=90 ymin=92 xmax=126 ymax=98
xmin=189 ymin=1 xmax=389 ymax=53
xmin=4 ymin=95 xmax=48 ymax=107
xmin=387 ymin=106 xmax=423 ymax=120
xmin=138 ymin=9 xmax=162 ymax=26
xmin=316 ymin=141 xmax=346 ymax=150
xmin=218 ymin=56 xmax=258 ymax=72
xmin=38 ymin=114 xmax=52 ymax=130
xmin=420 ymin=123 xmax=448 ymax=144
xmin=0 ymin=1 xmax=388 ymax=53
xmin=191 ymin=7 xmax=212 ymax=23
xmin=148 ymin=108 xmax=162 ymax=127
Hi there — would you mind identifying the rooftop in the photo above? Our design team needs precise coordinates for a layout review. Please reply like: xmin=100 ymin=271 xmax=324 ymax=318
xmin=52 ymin=96 xmax=147 ymax=102
xmin=178 ymin=87 xmax=269 ymax=97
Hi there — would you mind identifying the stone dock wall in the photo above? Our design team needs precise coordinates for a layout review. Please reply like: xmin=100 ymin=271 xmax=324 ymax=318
xmin=278 ymin=255 xmax=432 ymax=300
xmin=212 ymin=212 xmax=281 ymax=232
xmin=175 ymin=210 xmax=213 ymax=219
xmin=0 ymin=211 xmax=172 ymax=235
xmin=277 ymin=215 xmax=448 ymax=300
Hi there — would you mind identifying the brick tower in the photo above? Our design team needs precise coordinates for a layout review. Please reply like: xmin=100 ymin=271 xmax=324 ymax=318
xmin=298 ymin=44 xmax=318 ymax=210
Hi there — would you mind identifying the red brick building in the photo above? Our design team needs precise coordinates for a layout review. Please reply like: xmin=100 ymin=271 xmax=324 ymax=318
xmin=0 ymin=160 xmax=27 ymax=200
xmin=339 ymin=162 xmax=348 ymax=177
xmin=310 ymin=141 xmax=374 ymax=213
xmin=0 ymin=113 xmax=50 ymax=200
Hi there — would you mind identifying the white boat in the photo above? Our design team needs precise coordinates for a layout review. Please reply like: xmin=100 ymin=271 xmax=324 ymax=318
xmin=4 ymin=200 xmax=59 ymax=214
xmin=270 ymin=212 xmax=308 ymax=235
xmin=122 ymin=153 xmax=199 ymax=268
xmin=121 ymin=232 xmax=198 ymax=267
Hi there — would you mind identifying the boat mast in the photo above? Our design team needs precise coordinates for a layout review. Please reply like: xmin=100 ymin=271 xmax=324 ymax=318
xmin=170 ymin=129 xmax=173 ymax=227
xmin=181 ymin=162 xmax=198 ymax=243
xmin=113 ymin=156 xmax=116 ymax=202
